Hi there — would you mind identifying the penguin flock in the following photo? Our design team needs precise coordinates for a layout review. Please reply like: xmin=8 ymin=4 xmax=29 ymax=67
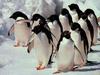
xmin=8 ymin=3 xmax=99 ymax=74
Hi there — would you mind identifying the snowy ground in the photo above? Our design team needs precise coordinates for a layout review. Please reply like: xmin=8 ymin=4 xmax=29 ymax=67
xmin=0 ymin=0 xmax=100 ymax=75
xmin=0 ymin=35 xmax=100 ymax=75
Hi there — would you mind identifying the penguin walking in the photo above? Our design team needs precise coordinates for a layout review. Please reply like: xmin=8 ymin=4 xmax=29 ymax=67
xmin=59 ymin=8 xmax=73 ymax=31
xmin=8 ymin=11 xmax=31 ymax=47
xmin=68 ymin=3 xmax=83 ymax=22
xmin=54 ymin=31 xmax=75 ymax=74
xmin=84 ymin=9 xmax=99 ymax=45
xmin=27 ymin=19 xmax=54 ymax=70
xmin=78 ymin=14 xmax=94 ymax=52
xmin=47 ymin=15 xmax=63 ymax=51
xmin=71 ymin=22 xmax=88 ymax=67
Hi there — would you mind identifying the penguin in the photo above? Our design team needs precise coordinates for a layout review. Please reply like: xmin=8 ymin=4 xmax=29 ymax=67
xmin=78 ymin=14 xmax=94 ymax=52
xmin=71 ymin=22 xmax=88 ymax=67
xmin=68 ymin=3 xmax=83 ymax=22
xmin=54 ymin=31 xmax=75 ymax=74
xmin=84 ymin=9 xmax=99 ymax=45
xmin=8 ymin=11 xmax=31 ymax=47
xmin=27 ymin=19 xmax=54 ymax=70
xmin=31 ymin=14 xmax=46 ymax=29
xmin=47 ymin=15 xmax=63 ymax=52
xmin=59 ymin=8 xmax=73 ymax=31
xmin=31 ymin=14 xmax=50 ymax=31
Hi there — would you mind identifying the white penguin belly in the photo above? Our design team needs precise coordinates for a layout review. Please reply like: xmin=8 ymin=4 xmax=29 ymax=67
xmin=71 ymin=14 xmax=79 ymax=22
xmin=71 ymin=31 xmax=87 ymax=66
xmin=14 ymin=22 xmax=31 ymax=42
xmin=56 ymin=38 xmax=74 ymax=70
xmin=59 ymin=15 xmax=71 ymax=31
xmin=34 ymin=33 xmax=52 ymax=66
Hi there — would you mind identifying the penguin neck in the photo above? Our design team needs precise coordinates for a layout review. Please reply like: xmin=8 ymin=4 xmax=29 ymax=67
xmin=71 ymin=12 xmax=79 ymax=22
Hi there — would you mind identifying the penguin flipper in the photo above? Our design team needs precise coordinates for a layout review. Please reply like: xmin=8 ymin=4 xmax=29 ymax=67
xmin=27 ymin=40 xmax=34 ymax=53
xmin=8 ymin=24 xmax=14 ymax=36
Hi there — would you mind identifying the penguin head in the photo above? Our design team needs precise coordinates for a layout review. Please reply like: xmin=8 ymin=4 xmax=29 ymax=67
xmin=61 ymin=8 xmax=70 ymax=16
xmin=68 ymin=4 xmax=83 ymax=19
xmin=31 ymin=14 xmax=45 ymax=22
xmin=84 ymin=9 xmax=94 ymax=16
xmin=10 ymin=11 xmax=28 ymax=20
xmin=68 ymin=4 xmax=79 ymax=12
xmin=62 ymin=31 xmax=71 ymax=39
xmin=71 ymin=22 xmax=81 ymax=31
xmin=47 ymin=15 xmax=58 ymax=22
xmin=81 ymin=14 xmax=88 ymax=21
xmin=32 ymin=25 xmax=42 ymax=34
xmin=39 ymin=19 xmax=46 ymax=26
xmin=60 ymin=8 xmax=73 ymax=24
xmin=84 ymin=9 xmax=95 ymax=18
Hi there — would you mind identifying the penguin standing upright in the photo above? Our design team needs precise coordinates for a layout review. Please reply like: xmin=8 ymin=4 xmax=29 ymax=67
xmin=31 ymin=14 xmax=50 ymax=31
xmin=54 ymin=31 xmax=75 ymax=74
xmin=71 ymin=22 xmax=88 ymax=67
xmin=27 ymin=19 xmax=53 ymax=70
xmin=78 ymin=14 xmax=94 ymax=52
xmin=59 ymin=8 xmax=73 ymax=31
xmin=8 ymin=11 xmax=31 ymax=47
xmin=47 ymin=15 xmax=63 ymax=51
xmin=31 ymin=14 xmax=46 ymax=29
xmin=68 ymin=3 xmax=83 ymax=22
xmin=84 ymin=9 xmax=98 ymax=45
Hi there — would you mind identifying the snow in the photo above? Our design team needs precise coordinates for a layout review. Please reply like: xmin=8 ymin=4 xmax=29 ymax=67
xmin=0 ymin=36 xmax=100 ymax=75
xmin=0 ymin=0 xmax=100 ymax=75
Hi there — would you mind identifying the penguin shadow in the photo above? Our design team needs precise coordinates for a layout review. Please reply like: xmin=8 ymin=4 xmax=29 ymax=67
xmin=74 ymin=67 xmax=100 ymax=72
xmin=90 ymin=49 xmax=100 ymax=53
xmin=86 ymin=61 xmax=100 ymax=66
xmin=74 ymin=61 xmax=100 ymax=72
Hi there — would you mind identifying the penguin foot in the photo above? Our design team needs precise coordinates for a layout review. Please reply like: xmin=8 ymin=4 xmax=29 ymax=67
xmin=22 ymin=45 xmax=27 ymax=47
xmin=36 ymin=66 xmax=46 ymax=70
xmin=14 ymin=44 xmax=20 ymax=47
xmin=72 ymin=66 xmax=78 ymax=71
xmin=53 ymin=70 xmax=61 ymax=74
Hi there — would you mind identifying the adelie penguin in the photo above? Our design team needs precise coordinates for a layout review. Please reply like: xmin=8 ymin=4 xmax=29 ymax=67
xmin=53 ymin=31 xmax=75 ymax=74
xmin=68 ymin=3 xmax=83 ymax=22
xmin=31 ymin=14 xmax=47 ymax=29
xmin=78 ymin=14 xmax=94 ymax=52
xmin=84 ymin=9 xmax=99 ymax=45
xmin=47 ymin=15 xmax=63 ymax=51
xmin=27 ymin=19 xmax=54 ymax=70
xmin=71 ymin=22 xmax=88 ymax=67
xmin=59 ymin=8 xmax=73 ymax=31
xmin=8 ymin=11 xmax=31 ymax=47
